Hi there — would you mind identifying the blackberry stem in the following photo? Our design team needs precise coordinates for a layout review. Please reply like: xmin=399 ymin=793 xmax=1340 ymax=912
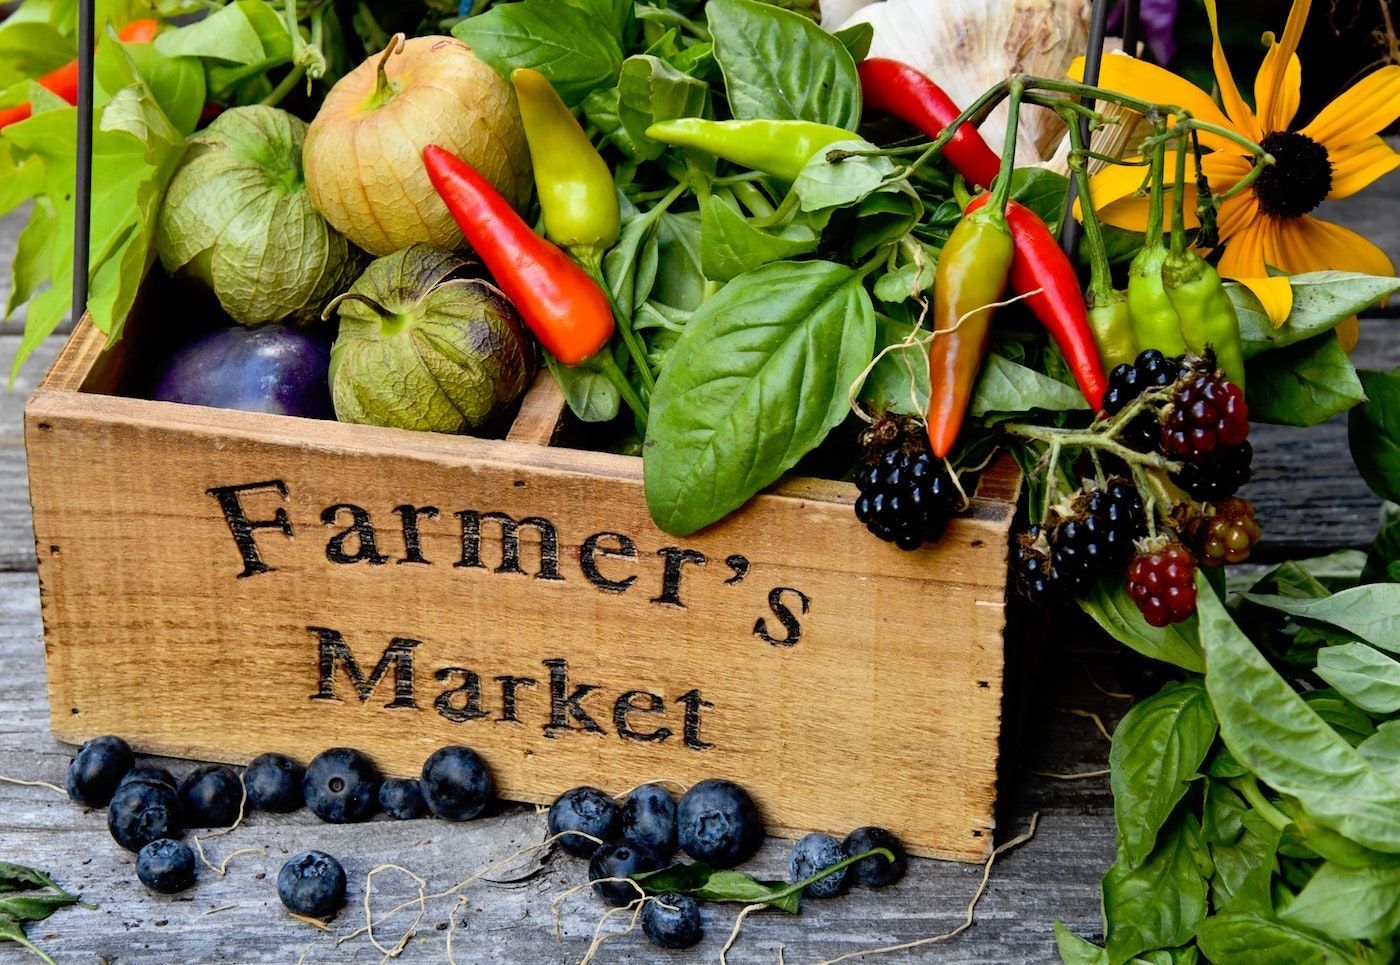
xmin=1004 ymin=423 xmax=1180 ymax=472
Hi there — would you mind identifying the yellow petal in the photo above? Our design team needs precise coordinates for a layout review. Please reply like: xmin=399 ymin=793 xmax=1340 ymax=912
xmin=1302 ymin=65 xmax=1400 ymax=150
xmin=1068 ymin=52 xmax=1239 ymax=151
xmin=1075 ymin=152 xmax=1201 ymax=230
xmin=1218 ymin=220 xmax=1293 ymax=325
xmin=1275 ymin=215 xmax=1396 ymax=277
xmin=1215 ymin=193 xmax=1260 ymax=243
xmin=1328 ymin=135 xmax=1400 ymax=199
xmin=1254 ymin=0 xmax=1310 ymax=132
xmin=1204 ymin=0 xmax=1261 ymax=140
xmin=1236 ymin=276 xmax=1294 ymax=326
xmin=1336 ymin=317 xmax=1360 ymax=352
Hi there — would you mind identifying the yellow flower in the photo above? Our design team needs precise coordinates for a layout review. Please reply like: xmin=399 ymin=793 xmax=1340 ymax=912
xmin=1070 ymin=0 xmax=1400 ymax=348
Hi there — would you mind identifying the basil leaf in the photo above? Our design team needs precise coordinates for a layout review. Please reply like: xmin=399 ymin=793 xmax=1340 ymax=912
xmin=861 ymin=313 xmax=929 ymax=417
xmin=1245 ymin=334 xmax=1364 ymax=427
xmin=1359 ymin=723 xmax=1400 ymax=784
xmin=1240 ymin=585 xmax=1400 ymax=654
xmin=0 ymin=915 xmax=54 ymax=964
xmin=1102 ymin=813 xmax=1209 ymax=963
xmin=617 ymin=54 xmax=708 ymax=162
xmin=0 ymin=865 xmax=63 ymax=895
xmin=1283 ymin=862 xmax=1400 ymax=942
xmin=792 ymin=140 xmax=896 ymax=212
xmin=153 ymin=0 xmax=274 ymax=64
xmin=654 ymin=211 xmax=706 ymax=312
xmin=698 ymin=196 xmax=819 ymax=283
xmin=971 ymin=354 xmax=1088 ymax=419
xmin=1197 ymin=910 xmax=1371 ymax=963
xmin=1362 ymin=522 xmax=1400 ymax=584
xmin=1079 ymin=582 xmax=1205 ymax=672
xmin=872 ymin=260 xmax=935 ymax=304
xmin=1302 ymin=689 xmax=1378 ymax=747
xmin=546 ymin=347 xmax=621 ymax=424
xmin=561 ymin=0 xmax=633 ymax=42
xmin=1349 ymin=369 xmax=1400 ymax=505
xmin=0 ymin=893 xmax=79 ymax=923
xmin=1316 ymin=643 xmax=1400 ymax=715
xmin=1111 ymin=679 xmax=1217 ymax=868
xmin=452 ymin=0 xmax=623 ymax=105
xmin=1199 ymin=584 xmax=1400 ymax=853
xmin=632 ymin=862 xmax=800 ymax=913
xmin=1230 ymin=272 xmax=1400 ymax=359
xmin=1007 ymin=168 xmax=1068 ymax=234
xmin=1210 ymin=810 xmax=1282 ymax=913
xmin=1053 ymin=920 xmax=1108 ymax=965
xmin=705 ymin=0 xmax=860 ymax=129
xmin=604 ymin=203 xmax=664 ymax=319
xmin=644 ymin=260 xmax=876 ymax=535
xmin=830 ymin=21 xmax=874 ymax=62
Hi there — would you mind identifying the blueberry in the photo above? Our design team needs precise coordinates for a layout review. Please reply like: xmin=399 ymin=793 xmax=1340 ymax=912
xmin=178 ymin=764 xmax=243 ymax=828
xmin=119 ymin=765 xmax=177 ymax=792
xmin=136 ymin=838 xmax=196 ymax=894
xmin=379 ymin=778 xmax=428 ymax=820
xmin=588 ymin=842 xmax=662 ymax=907
xmin=278 ymin=850 xmax=347 ymax=919
xmin=676 ymin=779 xmax=762 ymax=868
xmin=108 ymin=780 xmax=181 ymax=852
xmin=788 ymin=832 xmax=849 ymax=898
xmin=245 ymin=753 xmax=304 ymax=813
xmin=66 ymin=735 xmax=134 ymax=807
xmin=621 ymin=784 xmax=677 ymax=861
xmin=420 ymin=746 xmax=492 ymax=821
xmin=303 ymin=748 xmax=380 ymax=823
xmin=842 ymin=827 xmax=908 ymax=888
xmin=548 ymin=787 xmax=620 ymax=857
xmin=642 ymin=893 xmax=703 ymax=949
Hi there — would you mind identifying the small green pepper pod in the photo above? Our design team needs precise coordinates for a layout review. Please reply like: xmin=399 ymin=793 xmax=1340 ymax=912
xmin=1127 ymin=244 xmax=1189 ymax=357
xmin=1163 ymin=249 xmax=1247 ymax=390
xmin=1087 ymin=287 xmax=1137 ymax=372
xmin=644 ymin=117 xmax=856 ymax=183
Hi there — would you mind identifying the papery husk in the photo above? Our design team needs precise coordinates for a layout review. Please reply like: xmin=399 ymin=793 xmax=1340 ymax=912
xmin=841 ymin=0 xmax=1093 ymax=163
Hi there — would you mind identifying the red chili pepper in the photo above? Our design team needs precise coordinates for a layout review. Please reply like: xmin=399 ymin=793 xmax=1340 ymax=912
xmin=966 ymin=193 xmax=1107 ymax=411
xmin=858 ymin=58 xmax=1001 ymax=190
xmin=422 ymin=144 xmax=614 ymax=366
xmin=0 ymin=19 xmax=161 ymax=132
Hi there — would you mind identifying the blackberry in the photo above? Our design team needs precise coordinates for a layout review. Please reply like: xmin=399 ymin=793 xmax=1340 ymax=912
xmin=1160 ymin=363 xmax=1249 ymax=461
xmin=1197 ymin=497 xmax=1262 ymax=566
xmin=1171 ymin=440 xmax=1253 ymax=501
xmin=1011 ymin=526 xmax=1057 ymax=603
xmin=1049 ymin=479 xmax=1147 ymax=591
xmin=1127 ymin=542 xmax=1199 ymax=627
xmin=1102 ymin=350 xmax=1182 ymax=452
xmin=853 ymin=415 xmax=961 ymax=551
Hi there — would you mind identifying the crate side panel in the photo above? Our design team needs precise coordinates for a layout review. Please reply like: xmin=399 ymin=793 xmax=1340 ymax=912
xmin=28 ymin=403 xmax=1007 ymax=861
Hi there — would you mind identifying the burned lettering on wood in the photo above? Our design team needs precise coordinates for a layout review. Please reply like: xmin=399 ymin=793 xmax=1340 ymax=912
xmin=206 ymin=480 xmax=293 ymax=578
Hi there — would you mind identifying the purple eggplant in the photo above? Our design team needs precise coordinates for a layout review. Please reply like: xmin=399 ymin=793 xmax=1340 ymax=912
xmin=152 ymin=325 xmax=333 ymax=419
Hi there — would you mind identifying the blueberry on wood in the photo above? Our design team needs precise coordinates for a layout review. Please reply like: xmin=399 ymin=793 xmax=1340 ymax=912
xmin=420 ymin=746 xmax=493 ymax=821
xmin=788 ymin=833 xmax=849 ymax=898
xmin=245 ymin=753 xmax=305 ymax=813
xmin=642 ymin=893 xmax=703 ymax=949
xmin=179 ymin=764 xmax=243 ymax=828
xmin=136 ymin=839 xmax=196 ymax=894
xmin=621 ymin=783 xmax=677 ymax=861
xmin=278 ymin=851 xmax=347 ymax=919
xmin=588 ymin=842 xmax=662 ymax=907
xmin=677 ymin=779 xmax=762 ymax=868
xmin=379 ymin=778 xmax=428 ymax=820
xmin=66 ymin=735 xmax=134 ymax=808
xmin=303 ymin=748 xmax=381 ymax=823
xmin=842 ymin=827 xmax=908 ymax=888
xmin=548 ymin=787 xmax=620 ymax=857
xmin=108 ymin=781 xmax=181 ymax=852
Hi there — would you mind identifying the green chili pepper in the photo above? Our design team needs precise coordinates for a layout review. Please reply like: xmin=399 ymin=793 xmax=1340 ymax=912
xmin=1125 ymin=142 xmax=1188 ymax=356
xmin=644 ymin=117 xmax=855 ymax=183
xmin=512 ymin=68 xmax=621 ymax=259
xmin=1163 ymin=250 xmax=1247 ymax=389
xmin=1087 ymin=288 xmax=1138 ymax=371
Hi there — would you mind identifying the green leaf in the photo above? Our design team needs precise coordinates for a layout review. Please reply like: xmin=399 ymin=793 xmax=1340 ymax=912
xmin=4 ymin=196 xmax=57 ymax=320
xmin=653 ymin=210 xmax=706 ymax=312
xmin=604 ymin=201 xmax=665 ymax=319
xmin=1102 ymin=813 xmax=1209 ymax=963
xmin=0 ymin=915 xmax=56 ymax=965
xmin=861 ymin=313 xmax=929 ymax=417
xmin=1197 ymin=910 xmax=1370 ymax=964
xmin=705 ymin=0 xmax=860 ymax=129
xmin=830 ymin=21 xmax=874 ymax=61
xmin=1316 ymin=643 xmax=1400 ymax=715
xmin=152 ymin=0 xmax=274 ymax=64
xmin=1007 ymin=168 xmax=1069 ymax=234
xmin=1349 ymin=369 xmax=1400 ymax=505
xmin=1245 ymin=334 xmax=1364 ymax=427
xmin=452 ymin=0 xmax=624 ymax=105
xmin=1079 ymin=582 xmax=1205 ymax=673
xmin=1283 ymin=862 xmax=1400 ymax=942
xmin=1054 ymin=920 xmax=1108 ymax=965
xmin=971 ymin=354 xmax=1089 ymax=419
xmin=0 ymin=894 xmax=79 ymax=924
xmin=872 ymin=260 xmax=935 ymax=304
xmin=1302 ymin=690 xmax=1377 ymax=747
xmin=792 ymin=140 xmax=896 ymax=212
xmin=1362 ymin=522 xmax=1400 ymax=584
xmin=1230 ymin=272 xmax=1400 ymax=359
xmin=1210 ymin=810 xmax=1282 ymax=913
xmin=616 ymin=54 xmax=708 ymax=162
xmin=698 ymin=195 xmax=820 ymax=283
xmin=561 ymin=0 xmax=633 ymax=41
xmin=1358 ymin=722 xmax=1400 ymax=785
xmin=1110 ymin=679 xmax=1217 ymax=868
xmin=1198 ymin=584 xmax=1400 ymax=854
xmin=0 ymin=864 xmax=64 ymax=895
xmin=0 ymin=21 xmax=73 ymax=89
xmin=631 ymin=852 xmax=887 ymax=914
xmin=1240 ymin=585 xmax=1400 ymax=653
xmin=643 ymin=260 xmax=876 ymax=535
xmin=546 ymin=348 xmax=621 ymax=423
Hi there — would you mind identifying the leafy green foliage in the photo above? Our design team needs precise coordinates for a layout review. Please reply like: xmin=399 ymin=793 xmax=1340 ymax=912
xmin=1229 ymin=273 xmax=1400 ymax=359
xmin=1349 ymin=369 xmax=1400 ymax=505
xmin=1078 ymin=582 xmax=1205 ymax=672
xmin=1102 ymin=813 xmax=1210 ymax=962
xmin=1245 ymin=334 xmax=1364 ymax=427
xmin=452 ymin=0 xmax=624 ymax=104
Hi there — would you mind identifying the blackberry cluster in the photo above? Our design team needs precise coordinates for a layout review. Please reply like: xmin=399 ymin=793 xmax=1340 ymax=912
xmin=1102 ymin=350 xmax=1183 ymax=452
xmin=1196 ymin=497 xmax=1262 ymax=566
xmin=1012 ymin=526 xmax=1056 ymax=604
xmin=853 ymin=415 xmax=961 ymax=551
xmin=1160 ymin=358 xmax=1253 ymax=500
xmin=1048 ymin=478 xmax=1148 ymax=592
xmin=1127 ymin=542 xmax=1199 ymax=627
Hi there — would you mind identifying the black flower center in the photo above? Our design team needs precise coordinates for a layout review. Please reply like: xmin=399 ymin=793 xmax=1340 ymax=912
xmin=1253 ymin=131 xmax=1332 ymax=219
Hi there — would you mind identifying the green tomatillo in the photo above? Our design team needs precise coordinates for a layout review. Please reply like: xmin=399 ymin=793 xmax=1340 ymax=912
xmin=323 ymin=245 xmax=538 ymax=435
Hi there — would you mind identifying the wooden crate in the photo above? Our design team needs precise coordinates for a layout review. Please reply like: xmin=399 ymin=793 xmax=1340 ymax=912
xmin=24 ymin=303 xmax=1018 ymax=862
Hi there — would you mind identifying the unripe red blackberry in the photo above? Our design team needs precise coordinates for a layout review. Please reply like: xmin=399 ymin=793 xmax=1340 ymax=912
xmin=1160 ymin=364 xmax=1249 ymax=461
xmin=1127 ymin=541 xmax=1199 ymax=627
xmin=1198 ymin=497 xmax=1262 ymax=566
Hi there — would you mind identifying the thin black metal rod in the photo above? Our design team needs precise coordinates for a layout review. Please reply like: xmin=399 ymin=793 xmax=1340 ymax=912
xmin=71 ymin=0 xmax=95 ymax=325
xmin=1121 ymin=0 xmax=1142 ymax=60
xmin=1059 ymin=0 xmax=1113 ymax=257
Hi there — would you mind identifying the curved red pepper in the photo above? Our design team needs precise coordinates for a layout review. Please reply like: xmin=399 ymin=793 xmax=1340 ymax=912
xmin=422 ymin=144 xmax=614 ymax=366
xmin=858 ymin=58 xmax=1001 ymax=190
xmin=966 ymin=193 xmax=1107 ymax=411
xmin=0 ymin=19 xmax=160 ymax=132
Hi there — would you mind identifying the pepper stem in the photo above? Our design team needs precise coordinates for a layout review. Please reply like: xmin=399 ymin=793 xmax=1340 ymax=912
xmin=986 ymin=77 xmax=1025 ymax=222
xmin=1062 ymin=107 xmax=1113 ymax=300
xmin=366 ymin=33 xmax=405 ymax=110
xmin=1169 ymin=124 xmax=1189 ymax=255
xmin=1143 ymin=133 xmax=1167 ymax=250
xmin=592 ymin=348 xmax=649 ymax=425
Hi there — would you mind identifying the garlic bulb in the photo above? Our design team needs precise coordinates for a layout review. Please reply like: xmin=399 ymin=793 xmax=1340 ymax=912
xmin=841 ymin=0 xmax=1093 ymax=163
xmin=820 ymin=0 xmax=879 ymax=28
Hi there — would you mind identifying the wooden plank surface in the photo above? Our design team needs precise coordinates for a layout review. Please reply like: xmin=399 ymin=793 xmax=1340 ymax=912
xmin=1 ymin=150 xmax=1397 ymax=963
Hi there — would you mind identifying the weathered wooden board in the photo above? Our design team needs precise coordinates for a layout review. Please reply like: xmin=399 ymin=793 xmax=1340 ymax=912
xmin=26 ymin=321 xmax=1017 ymax=862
